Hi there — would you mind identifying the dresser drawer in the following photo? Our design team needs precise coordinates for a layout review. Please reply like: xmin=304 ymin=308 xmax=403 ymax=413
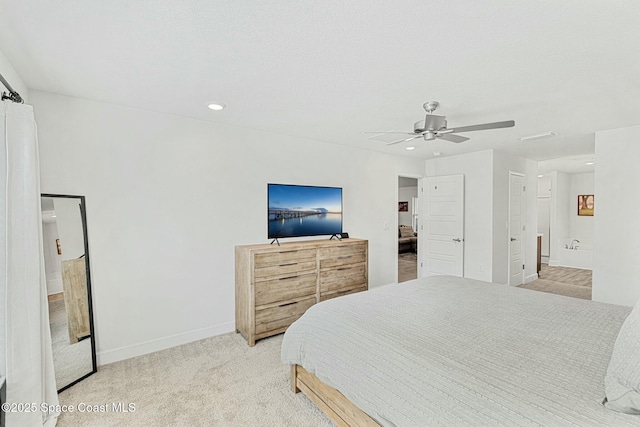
xmin=320 ymin=286 xmax=367 ymax=302
xmin=320 ymin=264 xmax=366 ymax=293
xmin=255 ymin=297 xmax=316 ymax=335
xmin=254 ymin=248 xmax=316 ymax=268
xmin=255 ymin=260 xmax=317 ymax=280
xmin=320 ymin=252 xmax=366 ymax=269
xmin=318 ymin=243 xmax=366 ymax=259
xmin=255 ymin=273 xmax=317 ymax=307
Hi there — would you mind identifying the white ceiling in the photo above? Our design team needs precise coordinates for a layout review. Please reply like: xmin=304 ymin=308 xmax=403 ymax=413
xmin=538 ymin=153 xmax=596 ymax=176
xmin=0 ymin=1 xmax=638 ymax=161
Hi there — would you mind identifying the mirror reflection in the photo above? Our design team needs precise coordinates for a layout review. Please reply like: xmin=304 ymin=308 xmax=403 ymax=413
xmin=41 ymin=195 xmax=96 ymax=391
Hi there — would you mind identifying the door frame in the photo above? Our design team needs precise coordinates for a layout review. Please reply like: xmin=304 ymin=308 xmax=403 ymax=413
xmin=507 ymin=171 xmax=526 ymax=286
xmin=396 ymin=173 xmax=424 ymax=281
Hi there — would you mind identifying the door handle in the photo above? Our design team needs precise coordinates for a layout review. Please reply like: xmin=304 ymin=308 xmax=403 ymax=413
xmin=510 ymin=237 xmax=516 ymax=241
xmin=452 ymin=238 xmax=462 ymax=242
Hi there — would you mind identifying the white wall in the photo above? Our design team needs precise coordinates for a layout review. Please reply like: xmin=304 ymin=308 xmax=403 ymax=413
xmin=537 ymin=176 xmax=551 ymax=257
xmin=491 ymin=150 xmax=538 ymax=284
xmin=568 ymin=173 xmax=594 ymax=246
xmin=426 ymin=150 xmax=493 ymax=282
xmin=593 ymin=125 xmax=640 ymax=306
xmin=31 ymin=90 xmax=426 ymax=364
xmin=398 ymin=185 xmax=417 ymax=227
xmin=53 ymin=198 xmax=85 ymax=260
xmin=425 ymin=150 xmax=537 ymax=285
xmin=42 ymin=221 xmax=64 ymax=295
xmin=548 ymin=171 xmax=594 ymax=264
xmin=0 ymin=49 xmax=28 ymax=103
xmin=549 ymin=171 xmax=570 ymax=264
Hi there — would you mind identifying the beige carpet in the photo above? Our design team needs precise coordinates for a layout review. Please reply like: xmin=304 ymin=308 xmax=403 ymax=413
xmin=57 ymin=333 xmax=332 ymax=426
xmin=49 ymin=297 xmax=93 ymax=390
xmin=518 ymin=264 xmax=592 ymax=300
xmin=398 ymin=252 xmax=417 ymax=283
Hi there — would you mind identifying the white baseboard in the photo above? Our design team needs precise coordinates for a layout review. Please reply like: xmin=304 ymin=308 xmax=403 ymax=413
xmin=97 ymin=321 xmax=235 ymax=366
xmin=525 ymin=273 xmax=538 ymax=284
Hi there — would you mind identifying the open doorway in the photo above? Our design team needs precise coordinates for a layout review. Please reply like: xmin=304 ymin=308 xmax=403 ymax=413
xmin=520 ymin=154 xmax=594 ymax=300
xmin=398 ymin=176 xmax=419 ymax=282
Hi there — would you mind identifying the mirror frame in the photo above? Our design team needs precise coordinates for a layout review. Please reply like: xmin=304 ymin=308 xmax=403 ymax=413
xmin=42 ymin=193 xmax=97 ymax=392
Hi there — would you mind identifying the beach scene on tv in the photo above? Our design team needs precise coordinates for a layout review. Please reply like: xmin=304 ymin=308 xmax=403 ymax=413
xmin=268 ymin=184 xmax=343 ymax=238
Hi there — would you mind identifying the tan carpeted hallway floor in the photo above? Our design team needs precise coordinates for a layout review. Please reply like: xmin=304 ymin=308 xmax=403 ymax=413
xmin=518 ymin=264 xmax=592 ymax=300
xmin=56 ymin=333 xmax=331 ymax=426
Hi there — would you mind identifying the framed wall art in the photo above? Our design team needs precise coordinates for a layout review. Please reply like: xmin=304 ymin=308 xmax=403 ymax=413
xmin=578 ymin=194 xmax=594 ymax=216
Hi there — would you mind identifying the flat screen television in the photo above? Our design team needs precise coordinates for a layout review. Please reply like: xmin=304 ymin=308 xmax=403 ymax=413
xmin=268 ymin=183 xmax=343 ymax=239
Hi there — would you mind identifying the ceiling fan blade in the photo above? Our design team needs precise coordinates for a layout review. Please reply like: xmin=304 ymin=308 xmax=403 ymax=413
xmin=363 ymin=131 xmax=415 ymax=135
xmin=386 ymin=135 xmax=422 ymax=146
xmin=438 ymin=133 xmax=470 ymax=143
xmin=449 ymin=120 xmax=515 ymax=133
xmin=436 ymin=128 xmax=454 ymax=135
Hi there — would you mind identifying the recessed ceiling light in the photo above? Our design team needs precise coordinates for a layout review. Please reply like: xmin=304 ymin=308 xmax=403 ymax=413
xmin=585 ymin=161 xmax=595 ymax=165
xmin=433 ymin=151 xmax=442 ymax=156
xmin=207 ymin=103 xmax=226 ymax=111
xmin=519 ymin=132 xmax=557 ymax=141
xmin=406 ymin=146 xmax=416 ymax=151
xmin=537 ymin=175 xmax=544 ymax=178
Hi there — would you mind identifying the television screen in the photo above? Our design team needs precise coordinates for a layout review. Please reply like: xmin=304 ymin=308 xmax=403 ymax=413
xmin=268 ymin=184 xmax=343 ymax=239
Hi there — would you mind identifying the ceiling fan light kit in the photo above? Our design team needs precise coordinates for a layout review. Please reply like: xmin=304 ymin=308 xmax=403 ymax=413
xmin=366 ymin=101 xmax=515 ymax=146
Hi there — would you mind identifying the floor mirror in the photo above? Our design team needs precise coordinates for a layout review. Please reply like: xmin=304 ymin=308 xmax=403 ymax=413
xmin=41 ymin=194 xmax=97 ymax=392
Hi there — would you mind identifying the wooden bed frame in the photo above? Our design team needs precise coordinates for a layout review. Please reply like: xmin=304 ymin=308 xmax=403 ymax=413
xmin=291 ymin=364 xmax=379 ymax=426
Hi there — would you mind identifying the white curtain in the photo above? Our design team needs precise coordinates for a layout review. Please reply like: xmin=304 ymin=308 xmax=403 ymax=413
xmin=1 ymin=100 xmax=59 ymax=426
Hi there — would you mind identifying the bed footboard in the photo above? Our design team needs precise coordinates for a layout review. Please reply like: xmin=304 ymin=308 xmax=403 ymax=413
xmin=291 ymin=364 xmax=379 ymax=426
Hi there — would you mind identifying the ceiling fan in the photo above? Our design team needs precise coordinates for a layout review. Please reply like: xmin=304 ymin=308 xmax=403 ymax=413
xmin=366 ymin=101 xmax=515 ymax=145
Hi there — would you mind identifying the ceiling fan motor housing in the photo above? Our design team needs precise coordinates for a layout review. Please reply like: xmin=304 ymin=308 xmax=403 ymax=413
xmin=414 ymin=115 xmax=447 ymax=133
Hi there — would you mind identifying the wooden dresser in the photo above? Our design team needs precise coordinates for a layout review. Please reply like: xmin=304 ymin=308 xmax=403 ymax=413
xmin=235 ymin=238 xmax=368 ymax=346
xmin=61 ymin=257 xmax=91 ymax=344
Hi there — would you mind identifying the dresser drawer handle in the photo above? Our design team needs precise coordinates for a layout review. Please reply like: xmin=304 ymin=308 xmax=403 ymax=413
xmin=280 ymin=262 xmax=297 ymax=267
xmin=278 ymin=301 xmax=297 ymax=308
xmin=336 ymin=267 xmax=350 ymax=271
xmin=279 ymin=275 xmax=297 ymax=281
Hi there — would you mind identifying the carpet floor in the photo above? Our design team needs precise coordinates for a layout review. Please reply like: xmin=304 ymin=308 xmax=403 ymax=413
xmin=57 ymin=333 xmax=332 ymax=427
xmin=49 ymin=297 xmax=93 ymax=390
xmin=398 ymin=252 xmax=417 ymax=283
xmin=518 ymin=264 xmax=592 ymax=300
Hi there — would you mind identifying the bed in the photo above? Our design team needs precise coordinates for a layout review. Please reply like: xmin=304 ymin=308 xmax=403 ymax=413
xmin=281 ymin=275 xmax=638 ymax=426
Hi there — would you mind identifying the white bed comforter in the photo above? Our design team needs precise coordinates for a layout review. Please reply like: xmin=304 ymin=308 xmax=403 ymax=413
xmin=281 ymin=276 xmax=638 ymax=426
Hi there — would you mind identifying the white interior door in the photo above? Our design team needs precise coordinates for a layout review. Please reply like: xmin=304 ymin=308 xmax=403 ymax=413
xmin=422 ymin=175 xmax=464 ymax=277
xmin=509 ymin=172 xmax=525 ymax=285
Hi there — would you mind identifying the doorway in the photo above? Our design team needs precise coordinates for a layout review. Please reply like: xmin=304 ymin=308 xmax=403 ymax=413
xmin=398 ymin=176 xmax=419 ymax=282
xmin=524 ymin=154 xmax=595 ymax=299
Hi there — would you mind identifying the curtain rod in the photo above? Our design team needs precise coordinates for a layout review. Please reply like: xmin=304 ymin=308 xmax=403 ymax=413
xmin=0 ymin=71 xmax=24 ymax=103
